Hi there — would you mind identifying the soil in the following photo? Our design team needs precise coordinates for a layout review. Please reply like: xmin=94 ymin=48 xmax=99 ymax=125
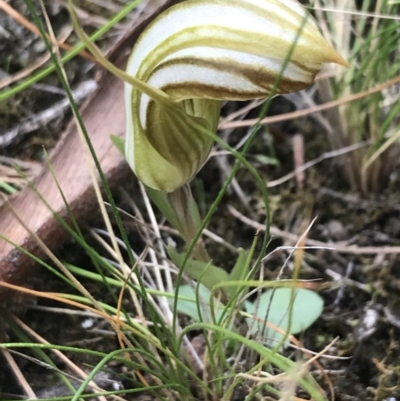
xmin=1 ymin=2 xmax=400 ymax=401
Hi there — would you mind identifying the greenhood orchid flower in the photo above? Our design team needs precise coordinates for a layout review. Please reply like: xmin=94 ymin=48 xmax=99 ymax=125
xmin=124 ymin=0 xmax=348 ymax=192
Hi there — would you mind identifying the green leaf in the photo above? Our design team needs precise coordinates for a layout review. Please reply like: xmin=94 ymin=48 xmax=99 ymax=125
xmin=228 ymin=248 xmax=249 ymax=282
xmin=110 ymin=135 xmax=125 ymax=156
xmin=168 ymin=284 xmax=225 ymax=323
xmin=226 ymin=248 xmax=250 ymax=298
xmin=245 ymin=288 xmax=323 ymax=347
xmin=146 ymin=187 xmax=181 ymax=231
xmin=254 ymin=154 xmax=279 ymax=166
xmin=168 ymin=245 xmax=228 ymax=291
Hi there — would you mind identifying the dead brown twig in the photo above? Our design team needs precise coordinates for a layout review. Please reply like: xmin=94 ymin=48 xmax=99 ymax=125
xmin=218 ymin=74 xmax=400 ymax=130
xmin=228 ymin=205 xmax=400 ymax=255
xmin=0 ymin=0 xmax=98 ymax=63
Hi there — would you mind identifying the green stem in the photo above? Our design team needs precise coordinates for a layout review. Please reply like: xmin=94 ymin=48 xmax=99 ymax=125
xmin=167 ymin=184 xmax=210 ymax=262
xmin=191 ymin=237 xmax=210 ymax=263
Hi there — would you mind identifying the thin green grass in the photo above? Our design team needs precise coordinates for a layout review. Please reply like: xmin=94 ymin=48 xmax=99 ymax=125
xmin=0 ymin=1 xmax=331 ymax=400
xmin=313 ymin=0 xmax=400 ymax=193
xmin=0 ymin=0 xmax=146 ymax=102
xmin=0 ymin=180 xmax=17 ymax=194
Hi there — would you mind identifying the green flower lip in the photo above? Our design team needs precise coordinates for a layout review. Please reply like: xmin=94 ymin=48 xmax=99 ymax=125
xmin=124 ymin=0 xmax=348 ymax=192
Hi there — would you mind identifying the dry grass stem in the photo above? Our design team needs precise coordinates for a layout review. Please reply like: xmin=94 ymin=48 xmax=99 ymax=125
xmin=229 ymin=205 xmax=400 ymax=255
xmin=11 ymin=314 xmax=111 ymax=401
xmin=219 ymin=74 xmax=400 ymax=130
xmin=0 ymin=347 xmax=37 ymax=400
xmin=0 ymin=0 xmax=97 ymax=62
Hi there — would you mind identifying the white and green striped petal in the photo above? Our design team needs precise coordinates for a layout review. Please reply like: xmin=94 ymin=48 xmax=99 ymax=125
xmin=125 ymin=0 xmax=348 ymax=192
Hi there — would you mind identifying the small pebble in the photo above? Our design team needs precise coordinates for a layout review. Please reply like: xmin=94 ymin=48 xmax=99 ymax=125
xmin=326 ymin=219 xmax=348 ymax=241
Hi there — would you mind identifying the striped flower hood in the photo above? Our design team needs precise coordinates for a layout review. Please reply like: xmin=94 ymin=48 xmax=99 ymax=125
xmin=125 ymin=0 xmax=348 ymax=192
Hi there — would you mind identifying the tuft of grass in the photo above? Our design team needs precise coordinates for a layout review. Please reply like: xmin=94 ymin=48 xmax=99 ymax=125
xmin=312 ymin=0 xmax=400 ymax=194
